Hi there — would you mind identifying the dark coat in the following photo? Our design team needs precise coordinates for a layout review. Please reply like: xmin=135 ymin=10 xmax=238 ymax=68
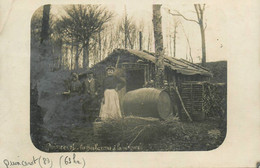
xmin=69 ymin=80 xmax=82 ymax=93
xmin=103 ymin=75 xmax=125 ymax=90
xmin=83 ymin=78 xmax=99 ymax=97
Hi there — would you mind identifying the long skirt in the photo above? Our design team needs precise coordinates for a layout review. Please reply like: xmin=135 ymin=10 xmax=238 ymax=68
xmin=99 ymin=89 xmax=122 ymax=120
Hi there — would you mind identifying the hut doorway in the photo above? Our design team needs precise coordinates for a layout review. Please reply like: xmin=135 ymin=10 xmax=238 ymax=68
xmin=126 ymin=69 xmax=145 ymax=92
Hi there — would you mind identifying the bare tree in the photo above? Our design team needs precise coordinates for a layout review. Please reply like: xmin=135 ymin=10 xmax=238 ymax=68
xmin=53 ymin=19 xmax=71 ymax=69
xmin=119 ymin=14 xmax=139 ymax=49
xmin=168 ymin=4 xmax=207 ymax=66
xmin=61 ymin=5 xmax=114 ymax=68
xmin=32 ymin=5 xmax=55 ymax=60
xmin=194 ymin=4 xmax=206 ymax=66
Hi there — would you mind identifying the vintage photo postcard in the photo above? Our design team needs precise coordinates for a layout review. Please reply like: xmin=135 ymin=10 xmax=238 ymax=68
xmin=0 ymin=0 xmax=260 ymax=167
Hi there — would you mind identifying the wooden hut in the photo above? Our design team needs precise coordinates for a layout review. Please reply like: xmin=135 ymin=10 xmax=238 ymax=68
xmin=91 ymin=48 xmax=212 ymax=90
xmin=91 ymin=48 xmax=213 ymax=120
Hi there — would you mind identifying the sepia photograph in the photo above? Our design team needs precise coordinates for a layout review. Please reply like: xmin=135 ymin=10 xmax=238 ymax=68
xmin=0 ymin=0 xmax=260 ymax=167
xmin=30 ymin=3 xmax=227 ymax=152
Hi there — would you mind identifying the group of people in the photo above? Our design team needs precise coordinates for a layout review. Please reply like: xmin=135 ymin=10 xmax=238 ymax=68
xmin=65 ymin=66 xmax=125 ymax=122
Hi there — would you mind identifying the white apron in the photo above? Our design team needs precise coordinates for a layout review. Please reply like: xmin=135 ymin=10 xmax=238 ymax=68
xmin=99 ymin=89 xmax=122 ymax=120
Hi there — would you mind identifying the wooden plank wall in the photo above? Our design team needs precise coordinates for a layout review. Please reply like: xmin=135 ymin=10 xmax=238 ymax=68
xmin=180 ymin=82 xmax=205 ymax=121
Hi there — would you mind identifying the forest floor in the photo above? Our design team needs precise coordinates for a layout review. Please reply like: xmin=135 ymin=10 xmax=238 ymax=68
xmin=32 ymin=115 xmax=226 ymax=152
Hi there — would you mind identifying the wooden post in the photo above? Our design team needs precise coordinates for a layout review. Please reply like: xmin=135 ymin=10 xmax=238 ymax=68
xmin=152 ymin=4 xmax=164 ymax=88
xmin=139 ymin=31 xmax=142 ymax=51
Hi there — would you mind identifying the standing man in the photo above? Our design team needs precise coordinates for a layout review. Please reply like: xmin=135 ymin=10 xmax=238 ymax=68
xmin=82 ymin=70 xmax=100 ymax=122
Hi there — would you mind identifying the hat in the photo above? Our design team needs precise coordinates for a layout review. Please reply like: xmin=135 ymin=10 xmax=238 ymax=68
xmin=106 ymin=66 xmax=115 ymax=71
xmin=71 ymin=72 xmax=78 ymax=79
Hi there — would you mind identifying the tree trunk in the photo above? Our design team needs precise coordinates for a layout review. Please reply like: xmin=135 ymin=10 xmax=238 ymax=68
xmin=102 ymin=39 xmax=106 ymax=60
xmin=70 ymin=37 xmax=74 ymax=70
xmin=99 ymin=31 xmax=102 ymax=62
xmin=83 ymin=40 xmax=90 ymax=69
xmin=83 ymin=46 xmax=86 ymax=69
xmin=86 ymin=42 xmax=90 ymax=68
xmin=93 ymin=43 xmax=97 ymax=65
xmin=169 ymin=35 xmax=172 ymax=57
xmin=173 ymin=27 xmax=177 ymax=57
xmin=194 ymin=4 xmax=206 ymax=67
xmin=110 ymin=28 xmax=114 ymax=54
xmin=200 ymin=22 xmax=206 ymax=67
xmin=127 ymin=34 xmax=133 ymax=49
xmin=124 ymin=6 xmax=127 ymax=49
xmin=75 ymin=45 xmax=79 ymax=70
xmin=58 ymin=39 xmax=62 ymax=69
xmin=147 ymin=32 xmax=150 ymax=51
xmin=40 ymin=5 xmax=51 ymax=44
xmin=64 ymin=47 xmax=68 ymax=69
xmin=152 ymin=4 xmax=164 ymax=88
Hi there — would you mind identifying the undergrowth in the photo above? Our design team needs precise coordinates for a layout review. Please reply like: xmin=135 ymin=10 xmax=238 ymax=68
xmin=37 ymin=116 xmax=226 ymax=152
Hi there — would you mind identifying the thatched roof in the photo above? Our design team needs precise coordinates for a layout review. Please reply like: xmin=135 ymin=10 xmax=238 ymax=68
xmin=96 ymin=48 xmax=212 ymax=77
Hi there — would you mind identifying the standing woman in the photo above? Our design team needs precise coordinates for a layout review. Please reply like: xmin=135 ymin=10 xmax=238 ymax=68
xmin=99 ymin=66 xmax=125 ymax=120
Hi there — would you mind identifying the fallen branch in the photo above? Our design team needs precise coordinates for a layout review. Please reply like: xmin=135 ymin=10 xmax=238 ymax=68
xmin=175 ymin=87 xmax=193 ymax=122
xmin=128 ymin=125 xmax=149 ymax=147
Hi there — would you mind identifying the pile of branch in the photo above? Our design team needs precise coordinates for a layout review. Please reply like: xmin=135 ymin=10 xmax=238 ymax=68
xmin=202 ymin=83 xmax=227 ymax=119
